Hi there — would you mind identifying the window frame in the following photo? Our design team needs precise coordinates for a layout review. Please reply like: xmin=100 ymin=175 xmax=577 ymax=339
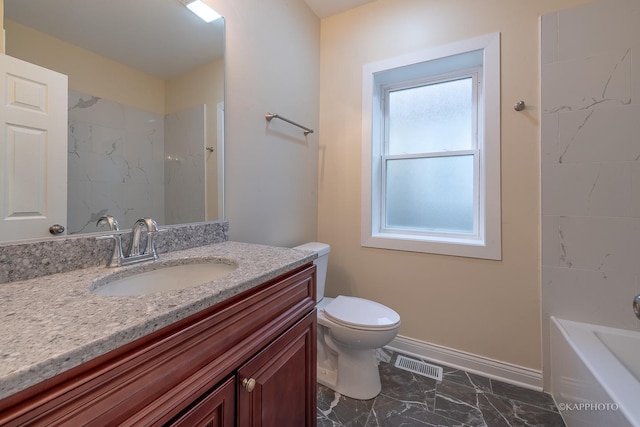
xmin=361 ymin=33 xmax=501 ymax=260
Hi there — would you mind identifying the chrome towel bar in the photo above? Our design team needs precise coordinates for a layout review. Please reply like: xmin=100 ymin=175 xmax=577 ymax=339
xmin=265 ymin=113 xmax=314 ymax=136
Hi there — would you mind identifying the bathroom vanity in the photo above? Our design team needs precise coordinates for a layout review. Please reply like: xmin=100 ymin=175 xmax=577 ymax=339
xmin=0 ymin=242 xmax=317 ymax=426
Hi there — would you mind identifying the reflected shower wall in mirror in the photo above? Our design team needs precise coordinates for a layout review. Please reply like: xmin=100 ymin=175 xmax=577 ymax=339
xmin=3 ymin=0 xmax=224 ymax=238
xmin=67 ymin=91 xmax=208 ymax=234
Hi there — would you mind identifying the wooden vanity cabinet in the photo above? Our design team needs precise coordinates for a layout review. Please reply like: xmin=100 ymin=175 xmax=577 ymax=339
xmin=0 ymin=264 xmax=316 ymax=426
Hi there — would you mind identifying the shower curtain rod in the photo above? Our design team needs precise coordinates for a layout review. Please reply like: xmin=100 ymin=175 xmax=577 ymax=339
xmin=265 ymin=113 xmax=314 ymax=136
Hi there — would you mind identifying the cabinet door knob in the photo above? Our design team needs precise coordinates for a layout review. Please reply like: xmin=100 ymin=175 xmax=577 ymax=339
xmin=242 ymin=377 xmax=256 ymax=392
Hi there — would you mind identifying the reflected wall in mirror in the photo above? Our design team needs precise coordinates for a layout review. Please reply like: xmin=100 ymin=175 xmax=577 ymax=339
xmin=3 ymin=0 xmax=224 ymax=239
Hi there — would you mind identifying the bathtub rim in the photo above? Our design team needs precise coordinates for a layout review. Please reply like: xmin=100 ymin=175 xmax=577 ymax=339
xmin=550 ymin=316 xmax=640 ymax=426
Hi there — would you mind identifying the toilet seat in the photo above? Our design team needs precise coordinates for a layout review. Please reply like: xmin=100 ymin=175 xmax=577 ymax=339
xmin=323 ymin=296 xmax=400 ymax=331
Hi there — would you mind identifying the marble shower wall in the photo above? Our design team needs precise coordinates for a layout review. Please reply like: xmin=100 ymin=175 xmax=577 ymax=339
xmin=540 ymin=0 xmax=640 ymax=384
xmin=67 ymin=90 xmax=165 ymax=233
xmin=164 ymin=105 xmax=206 ymax=225
xmin=67 ymin=91 xmax=206 ymax=233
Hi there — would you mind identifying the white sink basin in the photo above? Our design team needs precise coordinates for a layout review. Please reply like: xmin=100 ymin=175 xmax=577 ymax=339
xmin=92 ymin=261 xmax=237 ymax=296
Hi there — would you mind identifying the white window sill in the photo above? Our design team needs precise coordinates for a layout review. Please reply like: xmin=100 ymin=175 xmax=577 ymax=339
xmin=362 ymin=233 xmax=501 ymax=260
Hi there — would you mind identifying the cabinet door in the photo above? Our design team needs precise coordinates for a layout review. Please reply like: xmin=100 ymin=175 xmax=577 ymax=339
xmin=237 ymin=311 xmax=316 ymax=427
xmin=170 ymin=376 xmax=235 ymax=427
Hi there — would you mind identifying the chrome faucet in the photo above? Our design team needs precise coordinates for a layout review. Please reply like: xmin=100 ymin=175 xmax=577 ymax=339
xmin=127 ymin=217 xmax=159 ymax=260
xmin=96 ymin=215 xmax=120 ymax=231
xmin=96 ymin=215 xmax=123 ymax=267
xmin=96 ymin=217 xmax=161 ymax=267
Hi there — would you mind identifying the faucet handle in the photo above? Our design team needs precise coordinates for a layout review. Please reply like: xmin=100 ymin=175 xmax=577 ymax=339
xmin=96 ymin=233 xmax=122 ymax=240
xmin=96 ymin=233 xmax=124 ymax=267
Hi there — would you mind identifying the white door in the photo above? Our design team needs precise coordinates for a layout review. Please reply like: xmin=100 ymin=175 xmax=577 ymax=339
xmin=0 ymin=54 xmax=68 ymax=243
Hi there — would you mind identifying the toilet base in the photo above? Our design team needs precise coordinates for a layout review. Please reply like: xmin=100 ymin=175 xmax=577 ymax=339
xmin=317 ymin=345 xmax=382 ymax=400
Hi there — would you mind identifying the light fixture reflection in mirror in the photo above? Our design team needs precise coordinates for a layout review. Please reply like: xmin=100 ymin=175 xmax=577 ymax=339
xmin=185 ymin=0 xmax=222 ymax=22
xmin=2 ymin=0 xmax=224 ymax=241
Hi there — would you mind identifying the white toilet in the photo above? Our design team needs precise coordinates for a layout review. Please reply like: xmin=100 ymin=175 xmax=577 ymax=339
xmin=294 ymin=242 xmax=401 ymax=400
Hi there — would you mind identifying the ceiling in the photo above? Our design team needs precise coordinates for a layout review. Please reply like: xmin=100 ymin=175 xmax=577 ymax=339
xmin=3 ymin=0 xmax=372 ymax=79
xmin=4 ymin=0 xmax=224 ymax=79
xmin=303 ymin=0 xmax=376 ymax=18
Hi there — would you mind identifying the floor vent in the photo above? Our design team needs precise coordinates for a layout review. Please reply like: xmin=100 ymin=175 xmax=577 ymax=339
xmin=394 ymin=355 xmax=443 ymax=381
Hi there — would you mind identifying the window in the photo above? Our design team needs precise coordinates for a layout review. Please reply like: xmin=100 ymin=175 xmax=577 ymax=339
xmin=361 ymin=33 xmax=501 ymax=260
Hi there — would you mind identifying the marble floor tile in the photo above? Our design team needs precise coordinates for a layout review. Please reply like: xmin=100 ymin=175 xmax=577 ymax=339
xmin=441 ymin=367 xmax=492 ymax=394
xmin=433 ymin=380 xmax=492 ymax=426
xmin=377 ymin=359 xmax=437 ymax=408
xmin=367 ymin=394 xmax=466 ymax=427
xmin=316 ymin=352 xmax=565 ymax=427
xmin=489 ymin=380 xmax=558 ymax=413
xmin=317 ymin=384 xmax=374 ymax=426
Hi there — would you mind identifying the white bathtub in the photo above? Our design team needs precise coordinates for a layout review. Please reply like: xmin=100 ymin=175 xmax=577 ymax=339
xmin=550 ymin=317 xmax=640 ymax=427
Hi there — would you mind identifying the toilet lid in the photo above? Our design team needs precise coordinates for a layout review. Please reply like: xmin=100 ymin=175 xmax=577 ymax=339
xmin=323 ymin=296 xmax=400 ymax=330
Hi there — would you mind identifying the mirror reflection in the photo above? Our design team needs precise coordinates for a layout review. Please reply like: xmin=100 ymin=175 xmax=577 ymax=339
xmin=3 ymin=0 xmax=224 ymax=239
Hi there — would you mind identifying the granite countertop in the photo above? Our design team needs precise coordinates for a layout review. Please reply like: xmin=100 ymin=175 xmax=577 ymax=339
xmin=0 ymin=241 xmax=315 ymax=400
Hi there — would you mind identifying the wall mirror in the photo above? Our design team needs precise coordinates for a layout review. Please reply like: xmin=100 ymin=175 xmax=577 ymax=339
xmin=2 ymin=0 xmax=225 ymax=241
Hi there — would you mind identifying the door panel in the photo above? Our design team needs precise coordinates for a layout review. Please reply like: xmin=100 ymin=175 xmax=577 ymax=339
xmin=170 ymin=376 xmax=235 ymax=427
xmin=0 ymin=54 xmax=68 ymax=242
xmin=237 ymin=311 xmax=316 ymax=427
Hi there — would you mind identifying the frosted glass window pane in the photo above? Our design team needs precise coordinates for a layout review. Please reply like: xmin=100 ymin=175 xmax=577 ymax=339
xmin=385 ymin=156 xmax=474 ymax=233
xmin=388 ymin=78 xmax=472 ymax=154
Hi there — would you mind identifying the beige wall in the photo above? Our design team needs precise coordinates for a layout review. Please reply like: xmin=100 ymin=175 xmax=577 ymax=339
xmin=208 ymin=0 xmax=320 ymax=247
xmin=319 ymin=0 xmax=593 ymax=371
xmin=4 ymin=20 xmax=164 ymax=115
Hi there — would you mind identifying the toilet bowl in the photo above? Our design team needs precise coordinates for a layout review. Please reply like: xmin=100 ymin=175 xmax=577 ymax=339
xmin=293 ymin=242 xmax=401 ymax=400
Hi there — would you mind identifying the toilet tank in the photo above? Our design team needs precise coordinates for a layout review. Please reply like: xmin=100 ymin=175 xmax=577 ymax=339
xmin=293 ymin=242 xmax=330 ymax=301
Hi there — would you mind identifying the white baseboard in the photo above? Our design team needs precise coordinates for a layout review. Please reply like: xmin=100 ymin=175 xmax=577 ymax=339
xmin=386 ymin=335 xmax=543 ymax=391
